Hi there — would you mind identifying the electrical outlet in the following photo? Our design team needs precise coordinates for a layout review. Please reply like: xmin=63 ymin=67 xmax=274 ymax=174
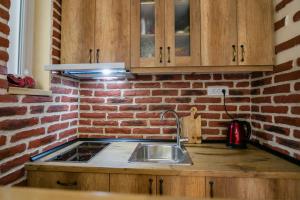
xmin=207 ymin=86 xmax=229 ymax=96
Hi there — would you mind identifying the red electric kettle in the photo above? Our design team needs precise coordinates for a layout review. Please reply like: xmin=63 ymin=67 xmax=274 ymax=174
xmin=227 ymin=120 xmax=251 ymax=149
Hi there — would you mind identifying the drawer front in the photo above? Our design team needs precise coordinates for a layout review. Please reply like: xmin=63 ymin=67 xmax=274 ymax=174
xmin=28 ymin=171 xmax=109 ymax=191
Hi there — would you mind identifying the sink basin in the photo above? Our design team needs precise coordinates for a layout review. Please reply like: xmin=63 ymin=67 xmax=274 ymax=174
xmin=128 ymin=143 xmax=193 ymax=165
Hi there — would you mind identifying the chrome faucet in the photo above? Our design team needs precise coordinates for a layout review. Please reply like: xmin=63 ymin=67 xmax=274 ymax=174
xmin=160 ymin=110 xmax=188 ymax=149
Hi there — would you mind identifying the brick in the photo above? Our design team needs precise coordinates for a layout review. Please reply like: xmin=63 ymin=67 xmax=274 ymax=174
xmin=120 ymin=105 xmax=147 ymax=111
xmin=29 ymin=135 xmax=57 ymax=149
xmin=150 ymin=120 xmax=176 ymax=126
xmin=149 ymin=105 xmax=176 ymax=111
xmin=120 ymin=120 xmax=147 ymax=126
xmin=229 ymin=89 xmax=251 ymax=96
xmin=0 ymin=168 xmax=25 ymax=185
xmin=263 ymin=84 xmax=290 ymax=94
xmin=294 ymin=10 xmax=300 ymax=22
xmin=78 ymin=127 xmax=103 ymax=133
xmin=135 ymin=97 xmax=162 ymax=104
xmin=275 ymin=0 xmax=293 ymax=12
xmin=107 ymin=83 xmax=132 ymax=89
xmin=275 ymin=70 xmax=300 ymax=83
xmin=261 ymin=106 xmax=288 ymax=114
xmin=51 ymin=87 xmax=72 ymax=94
xmin=62 ymin=79 xmax=78 ymax=87
xmin=134 ymin=82 xmax=160 ymax=88
xmin=252 ymin=114 xmax=272 ymax=123
xmin=47 ymin=105 xmax=68 ymax=113
xmin=274 ymin=94 xmax=300 ymax=103
xmin=0 ymin=78 xmax=7 ymax=89
xmin=81 ymin=97 xmax=105 ymax=103
xmin=0 ymin=37 xmax=9 ymax=48
xmin=236 ymin=82 xmax=249 ymax=88
xmin=177 ymin=105 xmax=206 ymax=111
xmin=0 ymin=7 xmax=9 ymax=21
xmin=251 ymin=77 xmax=272 ymax=87
xmin=105 ymin=128 xmax=131 ymax=134
xmin=0 ymin=154 xmax=30 ymax=173
xmin=51 ymin=76 xmax=61 ymax=84
xmin=80 ymin=105 xmax=90 ymax=111
xmin=192 ymin=82 xmax=204 ymax=88
xmin=251 ymin=88 xmax=260 ymax=95
xmin=291 ymin=107 xmax=300 ymax=115
xmin=208 ymin=105 xmax=237 ymax=111
xmin=79 ymin=120 xmax=91 ymax=125
xmin=93 ymin=121 xmax=118 ymax=126
xmin=0 ymin=65 xmax=7 ymax=75
xmin=108 ymin=113 xmax=133 ymax=119
xmin=251 ymin=96 xmax=271 ymax=104
xmin=61 ymin=112 xmax=78 ymax=120
xmin=275 ymin=116 xmax=300 ymax=127
xmin=48 ymin=122 xmax=69 ymax=133
xmin=205 ymin=82 xmax=234 ymax=88
xmin=297 ymin=57 xmax=300 ymax=66
xmin=252 ymin=130 xmax=273 ymax=141
xmin=181 ymin=90 xmax=206 ymax=96
xmin=209 ymin=121 xmax=228 ymax=127
xmin=0 ymin=22 xmax=9 ymax=34
xmin=274 ymin=60 xmax=293 ymax=73
xmin=184 ymin=74 xmax=211 ymax=80
xmin=274 ymin=17 xmax=285 ymax=31
xmin=294 ymin=130 xmax=300 ymax=139
xmin=59 ymin=128 xmax=77 ymax=139
xmin=195 ymin=97 xmax=221 ymax=103
xmin=152 ymin=90 xmax=178 ymax=96
xmin=80 ymin=113 xmax=106 ymax=119
xmin=61 ymin=96 xmax=78 ymax=102
xmin=276 ymin=137 xmax=300 ymax=150
xmin=0 ymin=135 xmax=6 ymax=146
xmin=164 ymin=97 xmax=190 ymax=103
xmin=225 ymin=97 xmax=250 ymax=103
xmin=275 ymin=35 xmax=300 ymax=54
xmin=264 ymin=124 xmax=289 ymax=136
xmin=224 ymin=74 xmax=249 ymax=80
xmin=163 ymin=128 xmax=177 ymax=134
xmin=107 ymin=98 xmax=133 ymax=104
xmin=30 ymin=106 xmax=44 ymax=114
xmin=0 ymin=0 xmax=11 ymax=9
xmin=239 ymin=106 xmax=250 ymax=111
xmin=133 ymin=128 xmax=160 ymax=134
xmin=202 ymin=128 xmax=219 ymax=135
xmin=162 ymin=82 xmax=190 ymax=88
xmin=41 ymin=115 xmax=60 ymax=124
xmin=124 ymin=90 xmax=150 ymax=96
xmin=22 ymin=96 xmax=53 ymax=103
xmin=128 ymin=75 xmax=152 ymax=81
xmin=201 ymin=113 xmax=221 ymax=119
xmin=93 ymin=105 xmax=118 ymax=111
xmin=0 ymin=107 xmax=27 ymax=117
xmin=0 ymin=50 xmax=8 ymax=62
xmin=0 ymin=118 xmax=38 ymax=131
xmin=136 ymin=113 xmax=160 ymax=118
xmin=10 ymin=128 xmax=45 ymax=142
xmin=156 ymin=75 xmax=182 ymax=81
xmin=0 ymin=144 xmax=26 ymax=160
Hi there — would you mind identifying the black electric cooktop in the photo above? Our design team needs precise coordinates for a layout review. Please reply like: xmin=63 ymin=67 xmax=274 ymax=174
xmin=47 ymin=142 xmax=110 ymax=162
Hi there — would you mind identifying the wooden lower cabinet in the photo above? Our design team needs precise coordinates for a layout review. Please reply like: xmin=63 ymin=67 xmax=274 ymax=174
xmin=157 ymin=175 xmax=205 ymax=198
xmin=206 ymin=177 xmax=300 ymax=200
xmin=28 ymin=171 xmax=109 ymax=191
xmin=110 ymin=174 xmax=157 ymax=195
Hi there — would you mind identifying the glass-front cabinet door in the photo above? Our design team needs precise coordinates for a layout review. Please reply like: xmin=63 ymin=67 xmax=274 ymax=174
xmin=165 ymin=0 xmax=200 ymax=66
xmin=131 ymin=0 xmax=165 ymax=67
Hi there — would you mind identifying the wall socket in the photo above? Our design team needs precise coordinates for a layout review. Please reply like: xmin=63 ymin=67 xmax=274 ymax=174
xmin=207 ymin=86 xmax=229 ymax=96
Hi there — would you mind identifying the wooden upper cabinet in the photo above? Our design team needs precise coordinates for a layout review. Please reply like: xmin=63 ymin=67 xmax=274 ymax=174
xmin=238 ymin=0 xmax=274 ymax=66
xmin=61 ymin=0 xmax=95 ymax=64
xmin=165 ymin=0 xmax=201 ymax=66
xmin=110 ymin=174 xmax=157 ymax=195
xmin=95 ymin=0 xmax=131 ymax=67
xmin=201 ymin=0 xmax=237 ymax=66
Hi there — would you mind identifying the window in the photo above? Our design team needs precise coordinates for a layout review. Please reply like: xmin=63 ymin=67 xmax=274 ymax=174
xmin=7 ymin=0 xmax=35 ymax=76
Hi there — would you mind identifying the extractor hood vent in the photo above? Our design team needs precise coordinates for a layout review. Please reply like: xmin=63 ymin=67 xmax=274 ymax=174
xmin=44 ymin=63 xmax=135 ymax=80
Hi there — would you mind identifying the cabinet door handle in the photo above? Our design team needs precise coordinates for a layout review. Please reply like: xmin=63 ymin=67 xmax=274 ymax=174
xmin=159 ymin=178 xmax=163 ymax=195
xmin=240 ymin=45 xmax=245 ymax=62
xmin=159 ymin=47 xmax=163 ymax=63
xmin=148 ymin=178 xmax=153 ymax=195
xmin=209 ymin=181 xmax=214 ymax=198
xmin=96 ymin=49 xmax=100 ymax=63
xmin=232 ymin=45 xmax=236 ymax=62
xmin=89 ymin=49 xmax=93 ymax=63
xmin=56 ymin=180 xmax=77 ymax=187
xmin=167 ymin=47 xmax=171 ymax=63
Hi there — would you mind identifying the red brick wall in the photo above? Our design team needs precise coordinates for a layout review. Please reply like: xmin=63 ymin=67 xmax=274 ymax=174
xmin=0 ymin=0 xmax=79 ymax=185
xmin=251 ymin=0 xmax=300 ymax=159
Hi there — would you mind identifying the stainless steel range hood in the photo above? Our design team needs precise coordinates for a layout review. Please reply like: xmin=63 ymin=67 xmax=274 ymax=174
xmin=44 ymin=63 xmax=134 ymax=80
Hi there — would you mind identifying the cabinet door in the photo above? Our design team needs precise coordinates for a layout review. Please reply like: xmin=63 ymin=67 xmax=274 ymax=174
xmin=61 ymin=0 xmax=95 ymax=64
xmin=206 ymin=177 xmax=300 ymax=200
xmin=110 ymin=174 xmax=157 ymax=195
xmin=201 ymin=0 xmax=237 ymax=66
xmin=28 ymin=171 xmax=109 ymax=191
xmin=131 ymin=0 xmax=165 ymax=68
xmin=157 ymin=176 xmax=205 ymax=198
xmin=165 ymin=0 xmax=201 ymax=66
xmin=95 ymin=0 xmax=131 ymax=68
xmin=237 ymin=0 xmax=274 ymax=65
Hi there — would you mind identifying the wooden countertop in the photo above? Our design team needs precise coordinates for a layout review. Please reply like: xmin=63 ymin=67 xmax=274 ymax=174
xmin=25 ymin=142 xmax=300 ymax=179
xmin=0 ymin=187 xmax=236 ymax=200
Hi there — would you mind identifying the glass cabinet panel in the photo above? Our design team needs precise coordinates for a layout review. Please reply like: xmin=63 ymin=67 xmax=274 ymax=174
xmin=140 ymin=0 xmax=155 ymax=58
xmin=174 ymin=0 xmax=190 ymax=57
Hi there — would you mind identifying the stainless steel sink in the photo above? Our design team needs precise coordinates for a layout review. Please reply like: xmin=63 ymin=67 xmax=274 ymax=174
xmin=128 ymin=143 xmax=193 ymax=165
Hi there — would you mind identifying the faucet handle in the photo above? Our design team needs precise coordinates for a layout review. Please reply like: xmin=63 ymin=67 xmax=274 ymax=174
xmin=180 ymin=138 xmax=189 ymax=143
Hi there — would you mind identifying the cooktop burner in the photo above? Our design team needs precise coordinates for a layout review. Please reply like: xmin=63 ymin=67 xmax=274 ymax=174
xmin=47 ymin=142 xmax=110 ymax=162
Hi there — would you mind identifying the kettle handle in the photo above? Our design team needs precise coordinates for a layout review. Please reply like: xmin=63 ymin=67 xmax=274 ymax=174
xmin=242 ymin=121 xmax=252 ymax=141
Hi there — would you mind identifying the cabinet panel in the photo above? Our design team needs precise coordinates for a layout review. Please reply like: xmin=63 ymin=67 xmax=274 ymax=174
xmin=61 ymin=0 xmax=95 ymax=64
xmin=28 ymin=171 xmax=109 ymax=191
xmin=165 ymin=0 xmax=201 ymax=66
xmin=131 ymin=0 xmax=165 ymax=67
xmin=206 ymin=177 xmax=300 ymax=200
xmin=157 ymin=176 xmax=205 ymax=198
xmin=110 ymin=174 xmax=157 ymax=195
xmin=237 ymin=0 xmax=274 ymax=65
xmin=95 ymin=0 xmax=131 ymax=68
xmin=201 ymin=0 xmax=237 ymax=66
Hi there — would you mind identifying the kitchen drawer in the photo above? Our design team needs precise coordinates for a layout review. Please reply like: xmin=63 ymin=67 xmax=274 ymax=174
xmin=28 ymin=171 xmax=109 ymax=191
